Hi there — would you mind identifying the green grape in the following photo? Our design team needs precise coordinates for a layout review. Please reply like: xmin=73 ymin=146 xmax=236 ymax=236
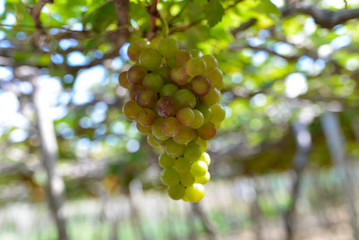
xmin=174 ymin=157 xmax=192 ymax=174
xmin=152 ymin=134 xmax=168 ymax=146
xmin=127 ymin=42 xmax=145 ymax=62
xmin=197 ymin=105 xmax=212 ymax=124
xmin=173 ymin=126 xmax=194 ymax=145
xmin=122 ymin=100 xmax=142 ymax=121
xmin=149 ymin=36 xmax=164 ymax=49
xmin=201 ymin=55 xmax=218 ymax=68
xmin=129 ymin=85 xmax=144 ymax=100
xmin=166 ymin=57 xmax=176 ymax=68
xmin=137 ymin=108 xmax=156 ymax=127
xmin=161 ymin=117 xmax=181 ymax=137
xmin=185 ymin=58 xmax=207 ymax=77
xmin=127 ymin=65 xmax=147 ymax=85
xmin=190 ymin=109 xmax=204 ymax=129
xmin=168 ymin=184 xmax=185 ymax=200
xmin=160 ymin=83 xmax=179 ymax=97
xmin=210 ymin=104 xmax=226 ymax=123
xmin=200 ymin=152 xmax=211 ymax=166
xmin=158 ymin=152 xmax=175 ymax=169
xmin=157 ymin=66 xmax=170 ymax=82
xmin=143 ymin=73 xmax=164 ymax=92
xmin=180 ymin=172 xmax=195 ymax=187
xmin=118 ymin=71 xmax=132 ymax=89
xmin=147 ymin=134 xmax=160 ymax=148
xmin=196 ymin=138 xmax=208 ymax=152
xmin=165 ymin=139 xmax=185 ymax=158
xmin=139 ymin=48 xmax=162 ymax=71
xmin=159 ymin=38 xmax=178 ymax=58
xmin=190 ymin=75 xmax=211 ymax=96
xmin=189 ymin=49 xmax=202 ymax=58
xmin=176 ymin=107 xmax=195 ymax=126
xmin=204 ymin=67 xmax=223 ymax=90
xmin=184 ymin=142 xmax=202 ymax=161
xmin=156 ymin=96 xmax=177 ymax=118
xmin=195 ymin=172 xmax=210 ymax=185
xmin=174 ymin=89 xmax=196 ymax=109
xmin=170 ymin=66 xmax=189 ymax=86
xmin=175 ymin=50 xmax=192 ymax=67
xmin=136 ymin=88 xmax=158 ymax=108
xmin=136 ymin=122 xmax=152 ymax=135
xmin=197 ymin=122 xmax=217 ymax=140
xmin=184 ymin=183 xmax=205 ymax=202
xmin=134 ymin=38 xmax=149 ymax=46
xmin=190 ymin=160 xmax=208 ymax=177
xmin=152 ymin=118 xmax=170 ymax=141
xmin=199 ymin=87 xmax=221 ymax=106
xmin=160 ymin=168 xmax=180 ymax=186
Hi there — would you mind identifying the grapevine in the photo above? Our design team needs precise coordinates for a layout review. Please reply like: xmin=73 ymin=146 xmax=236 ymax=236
xmin=119 ymin=37 xmax=225 ymax=202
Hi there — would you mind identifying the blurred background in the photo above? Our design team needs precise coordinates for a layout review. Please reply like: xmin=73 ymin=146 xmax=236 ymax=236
xmin=1 ymin=0 xmax=359 ymax=239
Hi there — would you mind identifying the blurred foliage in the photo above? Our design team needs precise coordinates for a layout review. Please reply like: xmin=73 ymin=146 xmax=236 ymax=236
xmin=0 ymin=0 xmax=359 ymax=203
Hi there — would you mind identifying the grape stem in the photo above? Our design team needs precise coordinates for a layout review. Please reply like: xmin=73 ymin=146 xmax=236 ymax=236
xmin=146 ymin=0 xmax=169 ymax=39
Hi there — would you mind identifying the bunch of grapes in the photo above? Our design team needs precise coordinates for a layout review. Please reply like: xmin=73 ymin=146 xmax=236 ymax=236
xmin=119 ymin=37 xmax=225 ymax=202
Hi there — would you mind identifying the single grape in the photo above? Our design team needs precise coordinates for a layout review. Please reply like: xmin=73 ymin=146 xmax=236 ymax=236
xmin=199 ymin=87 xmax=221 ymax=106
xmin=152 ymin=134 xmax=168 ymax=146
xmin=204 ymin=67 xmax=223 ymax=89
xmin=127 ymin=42 xmax=145 ymax=62
xmin=139 ymin=48 xmax=162 ymax=71
xmin=189 ymin=49 xmax=202 ymax=58
xmin=143 ymin=73 xmax=164 ymax=92
xmin=157 ymin=66 xmax=170 ymax=82
xmin=174 ymin=157 xmax=192 ymax=174
xmin=190 ymin=75 xmax=211 ymax=96
xmin=160 ymin=83 xmax=179 ymax=97
xmin=156 ymin=96 xmax=177 ymax=118
xmin=175 ymin=50 xmax=192 ymax=67
xmin=136 ymin=122 xmax=152 ymax=135
xmin=170 ymin=66 xmax=189 ymax=86
xmin=190 ymin=109 xmax=204 ymax=129
xmin=127 ymin=65 xmax=147 ymax=85
xmin=152 ymin=118 xmax=170 ymax=141
xmin=165 ymin=139 xmax=185 ymax=158
xmin=118 ymin=71 xmax=132 ymax=89
xmin=173 ymin=126 xmax=194 ymax=145
xmin=200 ymin=152 xmax=211 ymax=166
xmin=197 ymin=122 xmax=217 ymax=140
xmin=158 ymin=152 xmax=175 ymax=169
xmin=196 ymin=138 xmax=208 ymax=152
xmin=184 ymin=183 xmax=205 ymax=202
xmin=149 ymin=36 xmax=164 ymax=49
xmin=122 ymin=100 xmax=142 ymax=121
xmin=166 ymin=57 xmax=176 ymax=68
xmin=137 ymin=108 xmax=156 ymax=127
xmin=201 ymin=55 xmax=218 ymax=68
xmin=210 ymin=104 xmax=226 ymax=123
xmin=136 ymin=88 xmax=158 ymax=108
xmin=147 ymin=134 xmax=160 ymax=148
xmin=195 ymin=172 xmax=210 ymax=185
xmin=180 ymin=172 xmax=195 ymax=187
xmin=191 ymin=160 xmax=208 ymax=177
xmin=176 ymin=107 xmax=195 ymax=126
xmin=168 ymin=184 xmax=185 ymax=200
xmin=185 ymin=58 xmax=207 ymax=77
xmin=184 ymin=142 xmax=202 ymax=161
xmin=160 ymin=168 xmax=180 ymax=186
xmin=159 ymin=38 xmax=178 ymax=58
xmin=174 ymin=89 xmax=196 ymax=109
xmin=134 ymin=38 xmax=149 ymax=46
xmin=161 ymin=117 xmax=181 ymax=137
xmin=129 ymin=85 xmax=144 ymax=100
xmin=197 ymin=105 xmax=212 ymax=124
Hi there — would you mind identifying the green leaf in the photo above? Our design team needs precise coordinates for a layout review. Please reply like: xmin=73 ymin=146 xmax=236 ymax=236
xmin=203 ymin=0 xmax=224 ymax=27
xmin=83 ymin=2 xmax=117 ymax=33
xmin=253 ymin=0 xmax=281 ymax=16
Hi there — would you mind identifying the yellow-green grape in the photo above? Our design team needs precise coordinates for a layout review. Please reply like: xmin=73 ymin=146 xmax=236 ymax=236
xmin=190 ymin=109 xmax=204 ymax=129
xmin=209 ymin=104 xmax=226 ymax=124
xmin=199 ymin=87 xmax=221 ymax=106
xmin=147 ymin=134 xmax=160 ymax=148
xmin=143 ymin=73 xmax=164 ymax=92
xmin=201 ymin=55 xmax=218 ymax=68
xmin=118 ymin=71 xmax=132 ymax=89
xmin=197 ymin=122 xmax=217 ymax=140
xmin=136 ymin=122 xmax=152 ymax=135
xmin=127 ymin=42 xmax=145 ymax=62
xmin=200 ymin=152 xmax=211 ymax=166
xmin=157 ymin=66 xmax=170 ymax=82
xmin=152 ymin=118 xmax=170 ymax=141
xmin=174 ymin=157 xmax=192 ymax=174
xmin=158 ymin=152 xmax=175 ymax=169
xmin=180 ymin=172 xmax=195 ymax=187
xmin=184 ymin=142 xmax=202 ymax=161
xmin=184 ymin=183 xmax=205 ymax=202
xmin=197 ymin=105 xmax=212 ymax=124
xmin=160 ymin=83 xmax=179 ymax=98
xmin=195 ymin=172 xmax=210 ymax=185
xmin=176 ymin=107 xmax=195 ymax=126
xmin=175 ymin=50 xmax=192 ymax=67
xmin=204 ymin=67 xmax=223 ymax=90
xmin=168 ymin=183 xmax=185 ymax=200
xmin=165 ymin=139 xmax=185 ymax=158
xmin=173 ymin=126 xmax=194 ymax=145
xmin=174 ymin=89 xmax=196 ymax=109
xmin=196 ymin=138 xmax=208 ymax=152
xmin=139 ymin=48 xmax=162 ymax=71
xmin=190 ymin=160 xmax=208 ymax=177
xmin=159 ymin=38 xmax=178 ymax=58
xmin=161 ymin=168 xmax=180 ymax=186
xmin=185 ymin=58 xmax=207 ymax=77
xmin=149 ymin=36 xmax=164 ymax=49
xmin=122 ymin=100 xmax=142 ymax=121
